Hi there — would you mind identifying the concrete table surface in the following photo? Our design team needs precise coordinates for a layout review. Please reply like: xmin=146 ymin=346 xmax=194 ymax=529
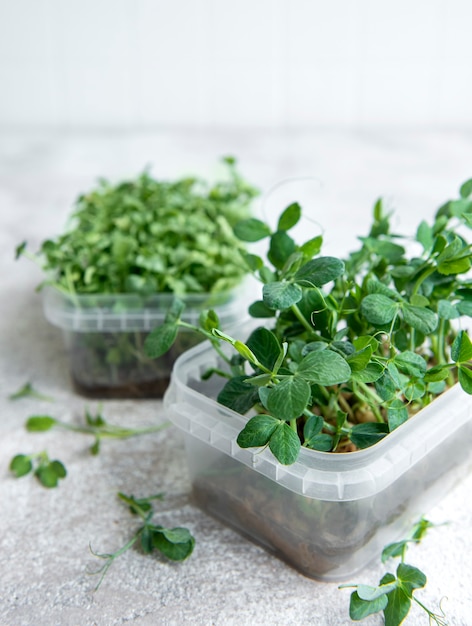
xmin=0 ymin=129 xmax=471 ymax=626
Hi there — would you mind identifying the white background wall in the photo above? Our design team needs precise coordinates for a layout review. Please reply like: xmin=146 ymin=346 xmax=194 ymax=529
xmin=1 ymin=0 xmax=472 ymax=128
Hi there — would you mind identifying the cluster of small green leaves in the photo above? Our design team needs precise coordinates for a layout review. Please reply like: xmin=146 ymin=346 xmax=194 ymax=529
xmin=146 ymin=181 xmax=472 ymax=465
xmin=9 ymin=451 xmax=67 ymax=488
xmin=17 ymin=156 xmax=258 ymax=296
xmin=90 ymin=492 xmax=195 ymax=589
xmin=341 ymin=518 xmax=448 ymax=626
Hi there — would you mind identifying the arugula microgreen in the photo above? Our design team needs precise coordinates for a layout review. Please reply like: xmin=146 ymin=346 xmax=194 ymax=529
xmin=19 ymin=157 xmax=258 ymax=297
xmin=147 ymin=182 xmax=472 ymax=465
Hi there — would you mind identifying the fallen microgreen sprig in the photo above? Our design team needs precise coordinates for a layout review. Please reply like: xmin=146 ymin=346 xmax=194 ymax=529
xmin=9 ymin=451 xmax=67 ymax=488
xmin=8 ymin=381 xmax=54 ymax=402
xmin=25 ymin=407 xmax=169 ymax=455
xmin=339 ymin=518 xmax=448 ymax=625
xmin=89 ymin=492 xmax=195 ymax=590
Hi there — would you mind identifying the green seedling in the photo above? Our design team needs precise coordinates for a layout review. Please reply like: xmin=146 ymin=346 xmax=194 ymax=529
xmin=89 ymin=492 xmax=195 ymax=589
xmin=340 ymin=518 xmax=448 ymax=625
xmin=9 ymin=451 xmax=66 ymax=488
xmin=146 ymin=180 xmax=472 ymax=465
xmin=8 ymin=381 xmax=54 ymax=402
xmin=18 ymin=156 xmax=258 ymax=296
xmin=25 ymin=407 xmax=168 ymax=455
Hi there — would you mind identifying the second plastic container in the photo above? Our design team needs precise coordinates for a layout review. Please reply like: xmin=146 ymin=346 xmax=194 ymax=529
xmin=42 ymin=285 xmax=246 ymax=398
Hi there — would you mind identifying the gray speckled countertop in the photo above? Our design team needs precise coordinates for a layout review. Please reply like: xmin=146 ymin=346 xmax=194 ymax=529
xmin=0 ymin=129 xmax=471 ymax=626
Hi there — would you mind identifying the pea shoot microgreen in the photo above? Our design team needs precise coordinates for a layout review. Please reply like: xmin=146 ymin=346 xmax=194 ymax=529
xmin=9 ymin=451 xmax=67 ymax=488
xmin=24 ymin=407 xmax=168 ymax=455
xmin=340 ymin=518 xmax=448 ymax=626
xmin=89 ymin=492 xmax=195 ymax=590
xmin=8 ymin=381 xmax=54 ymax=402
xmin=146 ymin=179 xmax=472 ymax=465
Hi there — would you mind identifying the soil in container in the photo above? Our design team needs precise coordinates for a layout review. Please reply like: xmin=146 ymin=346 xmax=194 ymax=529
xmin=68 ymin=330 xmax=202 ymax=399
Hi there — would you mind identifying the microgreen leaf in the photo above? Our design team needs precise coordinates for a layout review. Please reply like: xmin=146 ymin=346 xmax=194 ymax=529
xmin=402 ymin=303 xmax=438 ymax=334
xmin=424 ymin=365 xmax=450 ymax=383
xmin=297 ymin=350 xmax=351 ymax=386
xmin=266 ymin=377 xmax=311 ymax=420
xmin=217 ymin=377 xmax=260 ymax=414
xmin=383 ymin=586 xmax=411 ymax=626
xmin=416 ymin=220 xmax=434 ymax=251
xmin=246 ymin=327 xmax=282 ymax=371
xmin=9 ymin=454 xmax=33 ymax=477
xmin=349 ymin=591 xmax=388 ymax=620
xmin=15 ymin=240 xmax=27 ymax=259
xmin=451 ymin=330 xmax=472 ymax=363
xmin=350 ymin=423 xmax=389 ymax=448
xmin=387 ymin=399 xmax=409 ymax=431
xmin=393 ymin=351 xmax=427 ymax=378
xmin=26 ymin=415 xmax=57 ymax=432
xmin=304 ymin=433 xmax=333 ymax=451
xmin=236 ymin=414 xmax=281 ymax=448
xmin=248 ymin=300 xmax=276 ymax=318
xmin=361 ymin=294 xmax=399 ymax=325
xmin=299 ymin=235 xmax=323 ymax=257
xmin=199 ymin=309 xmax=219 ymax=332
xmin=262 ymin=281 xmax=302 ymax=310
xmin=268 ymin=231 xmax=297 ymax=269
xmin=277 ymin=202 xmax=301 ymax=231
xmin=234 ymin=218 xmax=271 ymax=242
xmin=268 ymin=421 xmax=301 ymax=465
xmin=240 ymin=252 xmax=264 ymax=271
xmin=294 ymin=257 xmax=345 ymax=287
xmin=460 ymin=178 xmax=472 ymax=198
xmin=458 ymin=365 xmax=472 ymax=394
xmin=151 ymin=526 xmax=195 ymax=561
xmin=144 ymin=322 xmax=179 ymax=358
xmin=165 ymin=298 xmax=185 ymax=324
xmin=437 ymin=299 xmax=460 ymax=320
xmin=303 ymin=414 xmax=324 ymax=443
xmin=350 ymin=362 xmax=384 ymax=383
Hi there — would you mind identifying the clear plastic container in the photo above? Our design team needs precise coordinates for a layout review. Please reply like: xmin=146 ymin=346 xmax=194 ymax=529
xmin=42 ymin=285 xmax=247 ymax=398
xmin=164 ymin=323 xmax=472 ymax=581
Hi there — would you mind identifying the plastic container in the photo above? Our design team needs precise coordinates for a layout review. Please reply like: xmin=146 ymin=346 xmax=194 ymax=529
xmin=42 ymin=285 xmax=247 ymax=399
xmin=164 ymin=324 xmax=472 ymax=581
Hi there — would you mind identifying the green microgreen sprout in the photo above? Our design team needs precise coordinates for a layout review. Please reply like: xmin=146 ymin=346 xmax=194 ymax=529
xmin=24 ymin=407 xmax=168 ymax=455
xmin=9 ymin=451 xmax=67 ymax=488
xmin=339 ymin=518 xmax=448 ymax=626
xmin=8 ymin=381 xmax=54 ymax=402
xmin=146 ymin=180 xmax=472 ymax=465
xmin=18 ymin=156 xmax=258 ymax=297
xmin=89 ymin=492 xmax=195 ymax=590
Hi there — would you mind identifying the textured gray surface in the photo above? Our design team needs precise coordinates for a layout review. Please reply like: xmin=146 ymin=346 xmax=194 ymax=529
xmin=1 ymin=130 xmax=471 ymax=626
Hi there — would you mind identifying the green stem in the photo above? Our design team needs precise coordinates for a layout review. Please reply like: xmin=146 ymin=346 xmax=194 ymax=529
xmin=354 ymin=382 xmax=385 ymax=422
xmin=56 ymin=421 xmax=169 ymax=439
xmin=290 ymin=303 xmax=317 ymax=336
xmin=178 ymin=320 xmax=232 ymax=365
xmin=411 ymin=265 xmax=436 ymax=296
